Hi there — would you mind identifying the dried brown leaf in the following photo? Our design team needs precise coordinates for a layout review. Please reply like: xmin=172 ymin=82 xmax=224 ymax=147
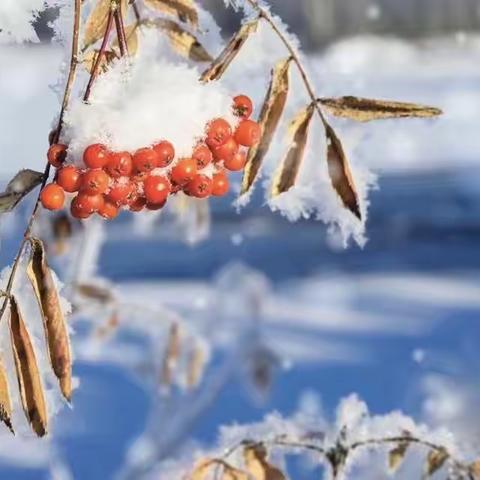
xmin=186 ymin=341 xmax=206 ymax=389
xmin=84 ymin=0 xmax=127 ymax=49
xmin=0 ymin=359 xmax=14 ymax=434
xmin=27 ymin=238 xmax=72 ymax=402
xmin=82 ymin=49 xmax=118 ymax=74
xmin=144 ymin=0 xmax=199 ymax=28
xmin=112 ymin=23 xmax=139 ymax=56
xmin=0 ymin=169 xmax=44 ymax=214
xmin=200 ymin=19 xmax=258 ymax=82
xmin=319 ymin=96 xmax=443 ymax=122
xmin=161 ymin=323 xmax=181 ymax=387
xmin=326 ymin=123 xmax=361 ymax=219
xmin=388 ymin=441 xmax=409 ymax=473
xmin=270 ymin=104 xmax=315 ymax=197
xmin=143 ymin=18 xmax=211 ymax=62
xmin=470 ymin=460 xmax=480 ymax=479
xmin=75 ymin=282 xmax=115 ymax=304
xmin=190 ymin=459 xmax=214 ymax=480
xmin=424 ymin=448 xmax=449 ymax=477
xmin=241 ymin=57 xmax=291 ymax=195
xmin=9 ymin=296 xmax=48 ymax=437
xmin=244 ymin=444 xmax=286 ymax=480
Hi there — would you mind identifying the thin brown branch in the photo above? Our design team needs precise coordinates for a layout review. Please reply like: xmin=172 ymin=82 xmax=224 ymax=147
xmin=114 ymin=5 xmax=129 ymax=57
xmin=0 ymin=0 xmax=82 ymax=324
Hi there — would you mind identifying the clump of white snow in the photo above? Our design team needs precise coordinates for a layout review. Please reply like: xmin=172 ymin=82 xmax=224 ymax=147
xmin=0 ymin=0 xmax=45 ymax=44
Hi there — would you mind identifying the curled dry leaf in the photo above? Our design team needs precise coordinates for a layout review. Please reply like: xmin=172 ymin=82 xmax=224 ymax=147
xmin=425 ymin=448 xmax=449 ymax=477
xmin=0 ymin=169 xmax=44 ymax=214
xmin=143 ymin=19 xmax=212 ymax=62
xmin=9 ymin=296 xmax=48 ymax=437
xmin=84 ymin=0 xmax=128 ymax=49
xmin=112 ymin=24 xmax=139 ymax=56
xmin=82 ymin=49 xmax=118 ymax=74
xmin=186 ymin=341 xmax=207 ymax=390
xmin=190 ymin=458 xmax=215 ymax=480
xmin=27 ymin=238 xmax=72 ymax=402
xmin=0 ymin=359 xmax=14 ymax=434
xmin=144 ymin=0 xmax=198 ymax=29
xmin=388 ymin=441 xmax=410 ymax=473
xmin=200 ymin=18 xmax=259 ymax=82
xmin=241 ymin=57 xmax=292 ymax=195
xmin=161 ymin=323 xmax=181 ymax=387
xmin=270 ymin=104 xmax=315 ymax=197
xmin=244 ymin=444 xmax=286 ymax=480
xmin=325 ymin=123 xmax=361 ymax=220
xmin=319 ymin=96 xmax=443 ymax=122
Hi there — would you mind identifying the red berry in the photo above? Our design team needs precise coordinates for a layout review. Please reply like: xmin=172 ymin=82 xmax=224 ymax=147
xmin=106 ymin=151 xmax=133 ymax=178
xmin=40 ymin=183 xmax=65 ymax=211
xmin=56 ymin=165 xmax=81 ymax=193
xmin=47 ymin=144 xmax=68 ymax=168
xmin=233 ymin=95 xmax=253 ymax=119
xmin=170 ymin=158 xmax=197 ymax=185
xmin=71 ymin=195 xmax=92 ymax=219
xmin=206 ymin=118 xmax=232 ymax=148
xmin=186 ymin=175 xmax=213 ymax=199
xmin=212 ymin=137 xmax=239 ymax=162
xmin=146 ymin=200 xmax=167 ymax=211
xmin=129 ymin=196 xmax=146 ymax=212
xmin=224 ymin=151 xmax=247 ymax=171
xmin=81 ymin=169 xmax=110 ymax=195
xmin=234 ymin=120 xmax=261 ymax=147
xmin=83 ymin=144 xmax=109 ymax=169
xmin=133 ymin=147 xmax=160 ymax=173
xmin=153 ymin=141 xmax=175 ymax=168
xmin=211 ymin=170 xmax=229 ymax=196
xmin=75 ymin=192 xmax=105 ymax=213
xmin=192 ymin=144 xmax=213 ymax=169
xmin=144 ymin=175 xmax=171 ymax=204
xmin=98 ymin=200 xmax=119 ymax=220
xmin=106 ymin=180 xmax=137 ymax=205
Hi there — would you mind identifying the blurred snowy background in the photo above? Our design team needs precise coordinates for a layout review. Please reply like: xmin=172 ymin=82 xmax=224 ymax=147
xmin=1 ymin=0 xmax=480 ymax=479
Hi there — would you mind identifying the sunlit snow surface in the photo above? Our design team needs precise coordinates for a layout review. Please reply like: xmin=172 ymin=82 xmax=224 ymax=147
xmin=0 ymin=35 xmax=480 ymax=479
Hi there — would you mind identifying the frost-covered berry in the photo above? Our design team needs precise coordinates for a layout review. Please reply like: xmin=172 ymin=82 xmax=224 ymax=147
xmin=133 ymin=147 xmax=160 ymax=173
xmin=144 ymin=175 xmax=171 ymax=204
xmin=47 ymin=144 xmax=68 ymax=168
xmin=75 ymin=192 xmax=105 ymax=213
xmin=186 ymin=174 xmax=213 ymax=199
xmin=81 ymin=169 xmax=110 ymax=195
xmin=234 ymin=120 xmax=261 ymax=147
xmin=192 ymin=144 xmax=213 ymax=169
xmin=40 ymin=183 xmax=65 ymax=210
xmin=153 ymin=141 xmax=175 ymax=168
xmin=83 ymin=143 xmax=109 ymax=169
xmin=212 ymin=137 xmax=239 ymax=162
xmin=106 ymin=151 xmax=133 ymax=178
xmin=98 ymin=200 xmax=119 ymax=220
xmin=56 ymin=165 xmax=81 ymax=193
xmin=211 ymin=170 xmax=229 ymax=196
xmin=206 ymin=118 xmax=232 ymax=148
xmin=224 ymin=151 xmax=247 ymax=172
xmin=71 ymin=195 xmax=92 ymax=219
xmin=170 ymin=158 xmax=197 ymax=185
xmin=106 ymin=180 xmax=137 ymax=205
xmin=233 ymin=95 xmax=253 ymax=119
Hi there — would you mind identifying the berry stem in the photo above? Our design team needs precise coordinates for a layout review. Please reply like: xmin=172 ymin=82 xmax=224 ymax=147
xmin=0 ymin=0 xmax=82 ymax=323
xmin=114 ymin=4 xmax=129 ymax=57
xmin=83 ymin=6 xmax=115 ymax=102
xmin=244 ymin=0 xmax=329 ymax=128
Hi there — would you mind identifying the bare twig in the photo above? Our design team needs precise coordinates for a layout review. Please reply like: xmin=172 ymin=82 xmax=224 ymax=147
xmin=0 ymin=0 xmax=82 ymax=324
xmin=114 ymin=1 xmax=129 ymax=57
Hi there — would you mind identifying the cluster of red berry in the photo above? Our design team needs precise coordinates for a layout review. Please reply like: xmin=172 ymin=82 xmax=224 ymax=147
xmin=40 ymin=95 xmax=260 ymax=220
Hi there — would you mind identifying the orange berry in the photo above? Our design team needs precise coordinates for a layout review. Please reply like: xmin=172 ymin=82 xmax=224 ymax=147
xmin=153 ymin=141 xmax=175 ymax=168
xmin=106 ymin=180 xmax=137 ymax=205
xmin=186 ymin=174 xmax=212 ymax=199
xmin=56 ymin=165 xmax=81 ymax=193
xmin=98 ymin=200 xmax=119 ymax=220
xmin=144 ymin=175 xmax=171 ymax=204
xmin=129 ymin=196 xmax=146 ymax=212
xmin=224 ymin=151 xmax=247 ymax=171
xmin=211 ymin=170 xmax=229 ymax=196
xmin=75 ymin=192 xmax=105 ymax=213
xmin=192 ymin=144 xmax=213 ymax=169
xmin=70 ymin=195 xmax=92 ymax=219
xmin=106 ymin=151 xmax=133 ymax=178
xmin=81 ymin=169 xmax=110 ymax=195
xmin=170 ymin=158 xmax=197 ymax=185
xmin=47 ymin=144 xmax=68 ymax=168
xmin=234 ymin=120 xmax=261 ymax=147
xmin=133 ymin=147 xmax=160 ymax=173
xmin=206 ymin=118 xmax=232 ymax=149
xmin=40 ymin=183 xmax=65 ymax=210
xmin=233 ymin=95 xmax=253 ymax=118
xmin=212 ymin=137 xmax=239 ymax=162
xmin=83 ymin=143 xmax=109 ymax=169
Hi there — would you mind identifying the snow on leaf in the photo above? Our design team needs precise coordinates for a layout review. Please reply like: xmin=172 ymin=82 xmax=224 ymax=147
xmin=143 ymin=0 xmax=199 ymax=29
xmin=424 ymin=448 xmax=449 ymax=477
xmin=241 ymin=57 xmax=291 ymax=196
xmin=325 ymin=123 xmax=361 ymax=220
xmin=243 ymin=444 xmax=286 ymax=480
xmin=0 ymin=358 xmax=14 ymax=434
xmin=0 ymin=169 xmax=44 ymax=214
xmin=26 ymin=238 xmax=72 ymax=402
xmin=201 ymin=18 xmax=259 ymax=82
xmin=270 ymin=103 xmax=315 ymax=197
xmin=9 ymin=296 xmax=48 ymax=437
xmin=142 ymin=19 xmax=212 ymax=62
xmin=319 ymin=96 xmax=443 ymax=122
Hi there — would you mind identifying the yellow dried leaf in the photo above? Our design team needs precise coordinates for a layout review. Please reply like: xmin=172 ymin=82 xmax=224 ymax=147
xmin=270 ymin=104 xmax=315 ymax=197
xmin=144 ymin=0 xmax=198 ymax=29
xmin=161 ymin=323 xmax=181 ymax=387
xmin=241 ymin=57 xmax=291 ymax=195
xmin=319 ymin=96 xmax=443 ymax=122
xmin=223 ymin=466 xmax=249 ymax=480
xmin=0 ymin=358 xmax=14 ymax=434
xmin=425 ymin=448 xmax=449 ymax=477
xmin=388 ymin=442 xmax=409 ymax=473
xmin=244 ymin=444 xmax=286 ymax=480
xmin=470 ymin=460 xmax=480 ymax=479
xmin=190 ymin=458 xmax=215 ymax=480
xmin=9 ymin=296 xmax=48 ymax=437
xmin=84 ymin=0 xmax=127 ymax=49
xmin=27 ymin=238 xmax=72 ymax=402
xmin=82 ymin=49 xmax=118 ymax=74
xmin=112 ymin=24 xmax=139 ymax=56
xmin=326 ymin=123 xmax=361 ymax=219
xmin=186 ymin=341 xmax=206 ymax=389
xmin=201 ymin=19 xmax=259 ymax=82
